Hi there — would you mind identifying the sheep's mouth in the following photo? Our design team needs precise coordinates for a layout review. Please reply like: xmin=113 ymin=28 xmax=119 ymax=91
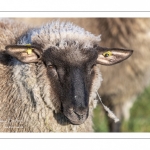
xmin=63 ymin=108 xmax=89 ymax=125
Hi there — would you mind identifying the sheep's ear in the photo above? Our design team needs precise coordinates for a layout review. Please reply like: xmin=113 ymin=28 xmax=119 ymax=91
xmin=96 ymin=46 xmax=133 ymax=65
xmin=5 ymin=45 xmax=42 ymax=63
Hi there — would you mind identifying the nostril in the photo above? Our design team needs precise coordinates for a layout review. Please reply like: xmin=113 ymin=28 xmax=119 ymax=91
xmin=74 ymin=107 xmax=88 ymax=116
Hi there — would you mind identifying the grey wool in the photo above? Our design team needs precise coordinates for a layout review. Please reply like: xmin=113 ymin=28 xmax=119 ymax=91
xmin=0 ymin=19 xmax=102 ymax=132
xmin=0 ymin=19 xmax=132 ymax=132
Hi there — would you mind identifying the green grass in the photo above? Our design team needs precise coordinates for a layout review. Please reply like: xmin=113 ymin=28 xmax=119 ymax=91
xmin=122 ymin=85 xmax=150 ymax=132
xmin=93 ymin=104 xmax=109 ymax=132
xmin=93 ymin=85 xmax=150 ymax=132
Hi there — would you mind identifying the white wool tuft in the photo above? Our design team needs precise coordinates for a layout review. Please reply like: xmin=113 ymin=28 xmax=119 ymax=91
xmin=96 ymin=92 xmax=119 ymax=123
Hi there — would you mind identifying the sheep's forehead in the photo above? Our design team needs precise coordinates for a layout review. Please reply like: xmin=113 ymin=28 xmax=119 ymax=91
xmin=18 ymin=21 xmax=101 ymax=50
xmin=43 ymin=47 xmax=97 ymax=65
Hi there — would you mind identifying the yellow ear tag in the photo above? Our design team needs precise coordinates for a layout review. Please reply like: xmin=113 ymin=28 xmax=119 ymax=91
xmin=102 ymin=51 xmax=112 ymax=57
xmin=26 ymin=44 xmax=31 ymax=46
xmin=25 ymin=44 xmax=32 ymax=55
xmin=26 ymin=48 xmax=33 ymax=55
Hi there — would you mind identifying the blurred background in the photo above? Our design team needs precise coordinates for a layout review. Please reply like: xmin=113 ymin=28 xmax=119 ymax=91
xmin=13 ymin=18 xmax=150 ymax=132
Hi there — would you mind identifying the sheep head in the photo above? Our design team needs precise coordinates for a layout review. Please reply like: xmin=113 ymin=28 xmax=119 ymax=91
xmin=5 ymin=44 xmax=133 ymax=125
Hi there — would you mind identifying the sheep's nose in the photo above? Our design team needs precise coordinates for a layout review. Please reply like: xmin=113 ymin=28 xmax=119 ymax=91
xmin=74 ymin=106 xmax=88 ymax=116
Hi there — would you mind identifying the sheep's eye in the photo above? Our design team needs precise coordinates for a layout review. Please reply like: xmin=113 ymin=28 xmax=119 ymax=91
xmin=102 ymin=51 xmax=112 ymax=57
xmin=47 ymin=63 xmax=55 ymax=69
xmin=48 ymin=65 xmax=54 ymax=68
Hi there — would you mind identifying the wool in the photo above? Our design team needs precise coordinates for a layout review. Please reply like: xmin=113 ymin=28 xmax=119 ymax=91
xmin=0 ymin=19 xmax=102 ymax=132
xmin=18 ymin=21 xmax=101 ymax=50
xmin=98 ymin=18 xmax=150 ymax=131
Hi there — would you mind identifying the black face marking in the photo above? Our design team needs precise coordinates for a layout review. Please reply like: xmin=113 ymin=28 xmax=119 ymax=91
xmin=43 ymin=47 xmax=98 ymax=125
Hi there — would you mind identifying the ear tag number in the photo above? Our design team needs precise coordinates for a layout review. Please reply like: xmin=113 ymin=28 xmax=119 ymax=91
xmin=102 ymin=51 xmax=112 ymax=57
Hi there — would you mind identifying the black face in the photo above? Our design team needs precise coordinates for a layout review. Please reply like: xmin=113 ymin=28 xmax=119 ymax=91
xmin=6 ymin=43 xmax=133 ymax=125
xmin=43 ymin=47 xmax=98 ymax=125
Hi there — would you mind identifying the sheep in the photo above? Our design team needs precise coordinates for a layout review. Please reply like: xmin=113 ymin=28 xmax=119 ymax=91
xmin=96 ymin=18 xmax=150 ymax=132
xmin=0 ymin=19 xmax=133 ymax=132
xmin=13 ymin=18 xmax=150 ymax=132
